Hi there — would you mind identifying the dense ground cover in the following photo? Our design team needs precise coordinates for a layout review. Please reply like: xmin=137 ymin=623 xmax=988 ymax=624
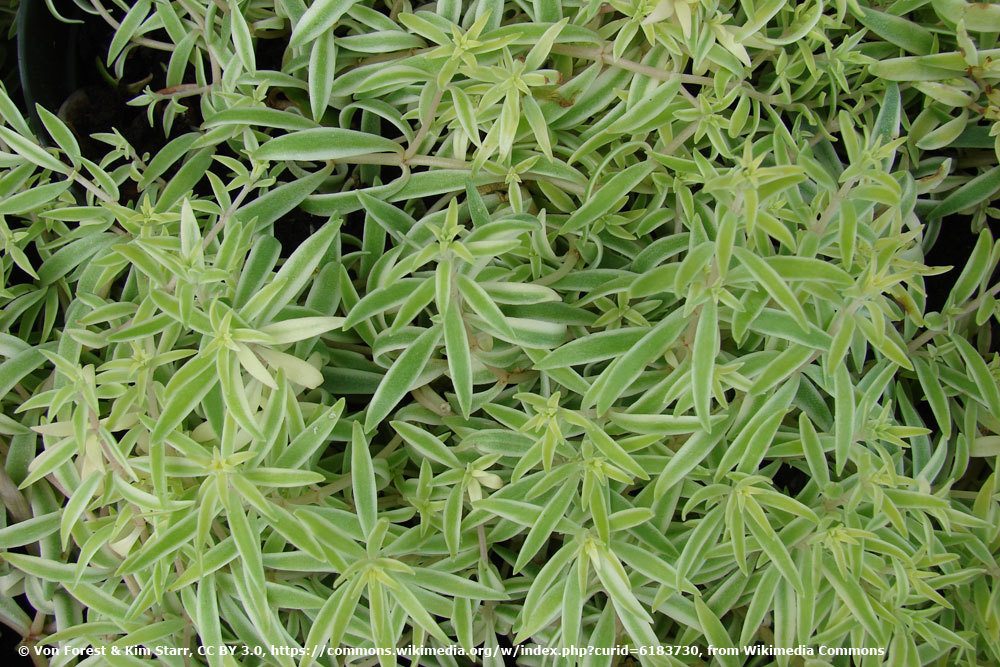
xmin=1 ymin=0 xmax=1000 ymax=665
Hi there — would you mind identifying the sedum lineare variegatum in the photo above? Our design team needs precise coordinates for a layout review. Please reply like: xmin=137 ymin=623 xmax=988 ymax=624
xmin=1 ymin=0 xmax=1000 ymax=665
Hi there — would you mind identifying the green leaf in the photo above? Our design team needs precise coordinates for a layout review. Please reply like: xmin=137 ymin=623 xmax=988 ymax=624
xmin=833 ymin=363 xmax=855 ymax=474
xmin=607 ymin=413 xmax=708 ymax=435
xmin=821 ymin=558 xmax=887 ymax=643
xmin=513 ymin=483 xmax=576 ymax=572
xmin=514 ymin=543 xmax=578 ymax=643
xmin=443 ymin=300 xmax=473 ymax=418
xmin=256 ymin=316 xmax=344 ymax=344
xmin=950 ymin=335 xmax=1000 ymax=416
xmin=351 ymin=421 xmax=378 ymax=537
xmin=308 ymin=32 xmax=337 ymax=121
xmin=535 ymin=327 xmax=647 ymax=370
xmin=274 ymin=399 xmax=345 ymax=468
xmin=0 ymin=86 xmax=34 ymax=137
xmin=916 ymin=110 xmax=968 ymax=150
xmin=694 ymin=596 xmax=740 ymax=667
xmin=391 ymin=421 xmax=461 ymax=468
xmin=561 ymin=162 xmax=656 ymax=233
xmin=400 ymin=568 xmax=507 ymax=600
xmin=217 ymin=351 xmax=263 ymax=440
xmin=743 ymin=497 xmax=803 ymax=594
xmin=733 ymin=247 xmax=808 ymax=327
xmin=945 ymin=229 xmax=994 ymax=309
xmin=107 ymin=0 xmax=151 ymax=64
xmin=0 ymin=126 xmax=69 ymax=174
xmin=151 ymin=354 xmax=218 ymax=443
xmin=241 ymin=468 xmax=325 ymax=487
xmin=156 ymin=147 xmax=215 ymax=212
xmin=692 ymin=301 xmax=719 ymax=430
xmin=457 ymin=275 xmax=516 ymax=339
xmin=358 ymin=192 xmax=421 ymax=248
xmin=222 ymin=489 xmax=267 ymax=609
xmin=654 ymin=423 xmax=727 ymax=499
xmin=256 ymin=128 xmax=401 ymax=161
xmin=585 ymin=308 xmax=687 ymax=413
xmin=238 ymin=165 xmax=333 ymax=231
xmin=59 ymin=472 xmax=103 ymax=549
xmin=396 ymin=12 xmax=450 ymax=45
xmin=290 ymin=0 xmax=361 ymax=47
xmin=36 ymin=106 xmax=81 ymax=165
xmin=585 ymin=422 xmax=648 ymax=480
xmin=930 ymin=166 xmax=1000 ymax=219
xmin=913 ymin=357 xmax=952 ymax=440
xmin=302 ymin=577 xmax=365 ymax=665
xmin=476 ymin=496 xmax=541 ymax=527
xmin=970 ymin=436 xmax=1000 ymax=457
xmin=202 ymin=108 xmax=318 ymax=131
xmin=242 ymin=219 xmax=341 ymax=323
xmin=765 ymin=257 xmax=853 ymax=289
xmin=592 ymin=545 xmax=653 ymax=625
xmin=2 ymin=553 xmax=108 ymax=584
xmin=117 ymin=513 xmax=198 ymax=574
xmin=747 ymin=344 xmax=812 ymax=395
xmin=443 ymin=480 xmax=463 ymax=557
xmin=0 ymin=512 xmax=60 ymax=549
xmin=37 ymin=234 xmax=117 ymax=286
xmin=855 ymin=6 xmax=934 ymax=55
xmin=607 ymin=79 xmax=683 ymax=135
xmin=228 ymin=0 xmax=256 ymax=71
xmin=798 ymin=413 xmax=830 ymax=489
xmin=0 ymin=180 xmax=72 ymax=216
xmin=138 ymin=133 xmax=199 ymax=187
xmin=365 ymin=325 xmax=442 ymax=431
xmin=561 ymin=558 xmax=583 ymax=649
xmin=389 ymin=581 xmax=450 ymax=644
xmin=343 ymin=278 xmax=429 ymax=329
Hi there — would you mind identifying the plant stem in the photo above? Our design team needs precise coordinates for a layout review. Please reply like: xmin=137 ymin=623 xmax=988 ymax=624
xmin=337 ymin=154 xmax=587 ymax=195
xmin=153 ymin=84 xmax=212 ymax=99
xmin=661 ymin=122 xmax=700 ymax=155
xmin=811 ymin=178 xmax=857 ymax=235
xmin=71 ymin=172 xmax=115 ymax=205
xmin=0 ymin=462 xmax=31 ymax=523
xmin=89 ymin=0 xmax=176 ymax=51
xmin=907 ymin=281 xmax=1000 ymax=351
xmin=406 ymin=87 xmax=445 ymax=160
xmin=202 ymin=181 xmax=255 ymax=249
xmin=550 ymin=44 xmax=779 ymax=103
xmin=534 ymin=246 xmax=580 ymax=286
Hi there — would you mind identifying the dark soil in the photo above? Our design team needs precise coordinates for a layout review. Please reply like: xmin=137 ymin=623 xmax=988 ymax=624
xmin=923 ymin=213 xmax=1000 ymax=354
xmin=923 ymin=214 xmax=983 ymax=313
xmin=0 ymin=595 xmax=34 ymax=666
xmin=17 ymin=0 xmax=198 ymax=182
xmin=54 ymin=9 xmax=197 ymax=165
xmin=273 ymin=209 xmax=327 ymax=256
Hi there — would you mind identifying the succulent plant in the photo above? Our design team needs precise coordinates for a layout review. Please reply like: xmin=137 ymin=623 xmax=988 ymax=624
xmin=1 ymin=0 xmax=999 ymax=665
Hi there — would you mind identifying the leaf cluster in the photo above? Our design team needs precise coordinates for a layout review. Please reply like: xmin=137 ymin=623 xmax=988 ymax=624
xmin=0 ymin=0 xmax=999 ymax=665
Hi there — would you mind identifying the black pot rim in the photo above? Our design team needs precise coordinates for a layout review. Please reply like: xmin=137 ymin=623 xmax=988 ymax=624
xmin=16 ymin=0 xmax=81 ymax=133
